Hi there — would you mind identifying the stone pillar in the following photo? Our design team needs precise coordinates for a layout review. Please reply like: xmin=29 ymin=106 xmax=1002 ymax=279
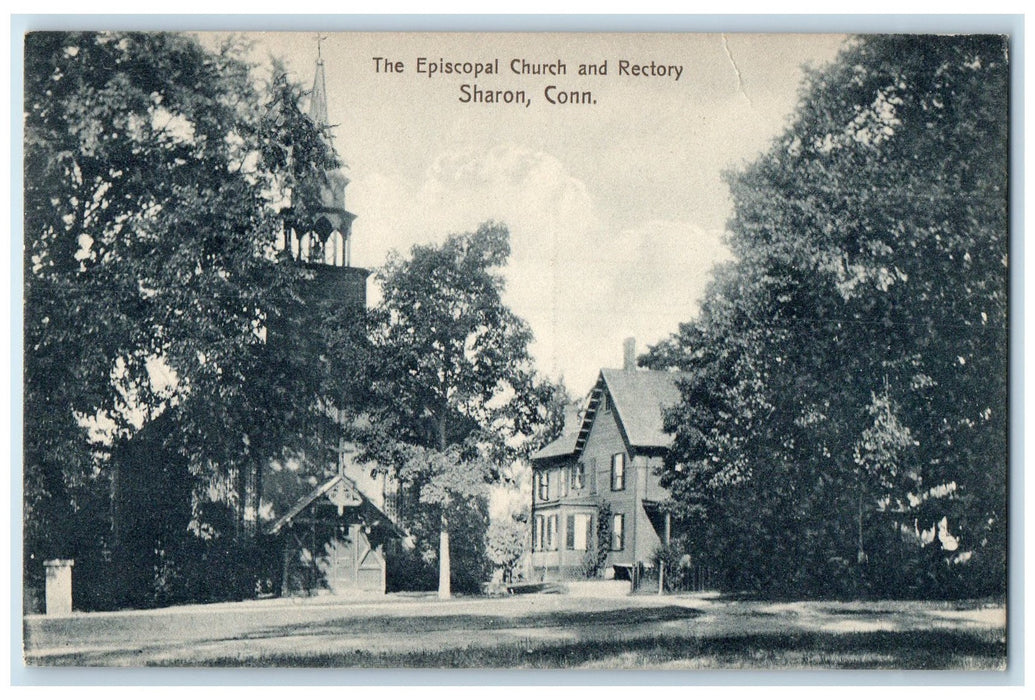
xmin=44 ymin=559 xmax=74 ymax=616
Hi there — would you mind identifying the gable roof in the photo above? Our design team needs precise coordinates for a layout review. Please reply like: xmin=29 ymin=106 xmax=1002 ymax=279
xmin=266 ymin=473 xmax=403 ymax=537
xmin=531 ymin=368 xmax=686 ymax=461
xmin=597 ymin=368 xmax=685 ymax=449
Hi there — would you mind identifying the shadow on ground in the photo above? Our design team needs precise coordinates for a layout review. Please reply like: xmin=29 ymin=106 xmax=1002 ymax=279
xmin=160 ymin=628 xmax=1006 ymax=670
xmin=30 ymin=606 xmax=704 ymax=666
xmin=239 ymin=605 xmax=703 ymax=640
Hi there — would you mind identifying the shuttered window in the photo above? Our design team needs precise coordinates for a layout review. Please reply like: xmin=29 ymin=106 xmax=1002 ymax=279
xmin=611 ymin=513 xmax=625 ymax=551
xmin=571 ymin=462 xmax=585 ymax=490
xmin=566 ymin=513 xmax=593 ymax=550
xmin=611 ymin=453 xmax=625 ymax=491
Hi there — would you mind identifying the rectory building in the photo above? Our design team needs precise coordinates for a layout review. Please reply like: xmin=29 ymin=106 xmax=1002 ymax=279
xmin=529 ymin=339 xmax=684 ymax=583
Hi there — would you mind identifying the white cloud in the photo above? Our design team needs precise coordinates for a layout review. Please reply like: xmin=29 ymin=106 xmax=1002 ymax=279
xmin=351 ymin=144 xmax=595 ymax=253
xmin=348 ymin=144 xmax=729 ymax=395
xmin=602 ymin=219 xmax=731 ymax=341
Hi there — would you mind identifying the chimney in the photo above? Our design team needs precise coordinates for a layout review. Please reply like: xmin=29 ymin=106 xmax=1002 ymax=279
xmin=623 ymin=337 xmax=636 ymax=372
xmin=563 ymin=405 xmax=581 ymax=432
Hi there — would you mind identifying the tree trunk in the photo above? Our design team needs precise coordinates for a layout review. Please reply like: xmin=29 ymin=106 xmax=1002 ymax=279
xmin=254 ymin=460 xmax=264 ymax=532
xmin=435 ymin=411 xmax=452 ymax=599
xmin=235 ymin=465 xmax=246 ymax=538
xmin=857 ymin=486 xmax=867 ymax=565
xmin=438 ymin=512 xmax=452 ymax=599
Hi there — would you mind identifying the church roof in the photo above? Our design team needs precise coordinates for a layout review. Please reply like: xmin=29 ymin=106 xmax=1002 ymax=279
xmin=530 ymin=369 xmax=686 ymax=461
xmin=266 ymin=473 xmax=403 ymax=537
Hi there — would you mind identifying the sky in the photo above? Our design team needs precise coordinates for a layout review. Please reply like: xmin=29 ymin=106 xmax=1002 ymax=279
xmin=231 ymin=32 xmax=847 ymax=395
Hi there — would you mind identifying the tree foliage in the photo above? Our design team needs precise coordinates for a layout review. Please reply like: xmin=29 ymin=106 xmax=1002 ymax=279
xmin=486 ymin=514 xmax=527 ymax=583
xmin=361 ymin=222 xmax=550 ymax=595
xmin=644 ymin=35 xmax=1008 ymax=598
xmin=23 ymin=31 xmax=363 ymax=599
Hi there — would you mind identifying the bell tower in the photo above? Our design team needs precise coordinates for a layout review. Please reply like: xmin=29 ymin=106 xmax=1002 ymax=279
xmin=281 ymin=38 xmax=368 ymax=309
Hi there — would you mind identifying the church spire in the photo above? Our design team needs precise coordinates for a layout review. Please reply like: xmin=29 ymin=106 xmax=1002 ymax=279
xmin=309 ymin=34 xmax=330 ymax=127
xmin=283 ymin=36 xmax=357 ymax=270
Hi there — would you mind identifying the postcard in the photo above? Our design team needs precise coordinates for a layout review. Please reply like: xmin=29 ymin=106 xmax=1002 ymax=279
xmin=21 ymin=29 xmax=1010 ymax=671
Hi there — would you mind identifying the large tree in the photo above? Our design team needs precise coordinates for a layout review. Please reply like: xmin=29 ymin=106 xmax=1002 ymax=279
xmin=24 ymin=31 xmax=359 ymax=600
xmin=364 ymin=223 xmax=550 ymax=597
xmin=645 ymin=35 xmax=1008 ymax=598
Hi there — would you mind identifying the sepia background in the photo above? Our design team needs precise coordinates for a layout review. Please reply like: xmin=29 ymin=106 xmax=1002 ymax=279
xmin=226 ymin=32 xmax=846 ymax=393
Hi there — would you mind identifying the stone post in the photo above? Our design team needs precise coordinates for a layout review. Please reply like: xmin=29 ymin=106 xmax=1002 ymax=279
xmin=44 ymin=559 xmax=74 ymax=616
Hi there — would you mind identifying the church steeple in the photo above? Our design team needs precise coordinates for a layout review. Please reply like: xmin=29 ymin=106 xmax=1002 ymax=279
xmin=308 ymin=37 xmax=330 ymax=128
xmin=283 ymin=38 xmax=358 ymax=273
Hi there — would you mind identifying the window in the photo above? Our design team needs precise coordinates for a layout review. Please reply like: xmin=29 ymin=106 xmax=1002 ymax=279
xmin=600 ymin=391 xmax=610 ymax=413
xmin=569 ymin=513 xmax=591 ymax=551
xmin=536 ymin=470 xmax=549 ymax=501
xmin=559 ymin=467 xmax=569 ymax=498
xmin=533 ymin=514 xmax=544 ymax=551
xmin=611 ymin=453 xmax=626 ymax=491
xmin=571 ymin=462 xmax=585 ymax=490
xmin=611 ymin=513 xmax=625 ymax=551
xmin=565 ymin=515 xmax=576 ymax=550
xmin=546 ymin=514 xmax=558 ymax=550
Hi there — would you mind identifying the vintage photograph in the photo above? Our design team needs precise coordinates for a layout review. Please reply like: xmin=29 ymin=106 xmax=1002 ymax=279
xmin=21 ymin=30 xmax=1009 ymax=669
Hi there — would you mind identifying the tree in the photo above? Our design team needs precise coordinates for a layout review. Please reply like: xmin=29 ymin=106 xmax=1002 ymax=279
xmin=486 ymin=514 xmax=527 ymax=584
xmin=23 ymin=31 xmax=360 ymax=601
xmin=364 ymin=222 xmax=548 ymax=597
xmin=645 ymin=35 xmax=1007 ymax=598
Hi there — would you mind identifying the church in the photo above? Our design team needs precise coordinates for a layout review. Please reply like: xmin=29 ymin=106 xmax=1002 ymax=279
xmin=98 ymin=46 xmax=404 ymax=609
xmin=263 ymin=46 xmax=404 ymax=598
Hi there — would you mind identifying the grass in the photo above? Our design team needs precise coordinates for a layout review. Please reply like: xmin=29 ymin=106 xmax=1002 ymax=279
xmin=26 ymin=595 xmax=1007 ymax=670
xmin=158 ymin=629 xmax=1006 ymax=670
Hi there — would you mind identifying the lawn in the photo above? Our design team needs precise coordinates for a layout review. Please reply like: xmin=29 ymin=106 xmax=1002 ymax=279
xmin=200 ymin=629 xmax=1004 ymax=670
xmin=23 ymin=593 xmax=1006 ymax=670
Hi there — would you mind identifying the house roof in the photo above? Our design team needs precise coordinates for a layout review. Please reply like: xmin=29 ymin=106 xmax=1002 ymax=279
xmin=530 ymin=368 xmax=686 ymax=461
xmin=598 ymin=368 xmax=685 ymax=449
xmin=531 ymin=425 xmax=581 ymax=460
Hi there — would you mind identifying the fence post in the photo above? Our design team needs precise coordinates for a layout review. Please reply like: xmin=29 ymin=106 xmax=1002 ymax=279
xmin=44 ymin=559 xmax=74 ymax=615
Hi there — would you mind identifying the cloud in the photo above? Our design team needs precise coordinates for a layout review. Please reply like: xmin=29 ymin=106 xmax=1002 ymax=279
xmin=347 ymin=144 xmax=729 ymax=395
xmin=605 ymin=219 xmax=732 ymax=333
xmin=351 ymin=144 xmax=595 ymax=254
xmin=538 ymin=219 xmax=731 ymax=392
